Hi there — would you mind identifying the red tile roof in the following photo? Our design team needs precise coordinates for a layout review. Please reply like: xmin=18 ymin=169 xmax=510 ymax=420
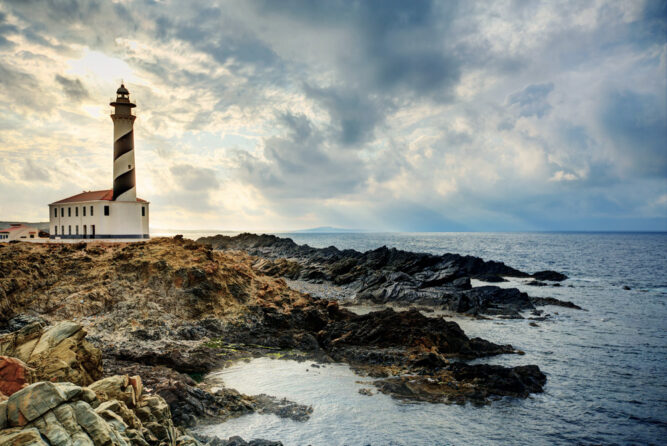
xmin=50 ymin=190 xmax=147 ymax=204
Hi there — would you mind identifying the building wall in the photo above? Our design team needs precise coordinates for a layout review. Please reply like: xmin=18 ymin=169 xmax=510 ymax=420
xmin=49 ymin=200 xmax=149 ymax=240
xmin=0 ymin=227 xmax=38 ymax=241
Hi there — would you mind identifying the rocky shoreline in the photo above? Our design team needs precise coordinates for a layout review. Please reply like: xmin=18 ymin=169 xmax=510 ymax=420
xmin=199 ymin=233 xmax=581 ymax=318
xmin=1 ymin=236 xmax=560 ymax=445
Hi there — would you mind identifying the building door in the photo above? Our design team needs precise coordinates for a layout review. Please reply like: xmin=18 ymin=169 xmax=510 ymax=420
xmin=91 ymin=225 xmax=95 ymax=238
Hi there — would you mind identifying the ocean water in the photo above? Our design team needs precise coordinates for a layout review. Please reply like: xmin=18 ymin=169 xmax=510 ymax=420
xmin=191 ymin=232 xmax=667 ymax=445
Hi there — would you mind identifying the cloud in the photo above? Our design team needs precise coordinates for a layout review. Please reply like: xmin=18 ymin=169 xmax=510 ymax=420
xmin=303 ymin=84 xmax=385 ymax=146
xmin=507 ymin=82 xmax=555 ymax=118
xmin=55 ymin=75 xmax=89 ymax=101
xmin=21 ymin=159 xmax=51 ymax=182
xmin=170 ymin=164 xmax=219 ymax=192
xmin=600 ymin=89 xmax=667 ymax=177
xmin=237 ymin=111 xmax=369 ymax=199
xmin=0 ymin=0 xmax=664 ymax=230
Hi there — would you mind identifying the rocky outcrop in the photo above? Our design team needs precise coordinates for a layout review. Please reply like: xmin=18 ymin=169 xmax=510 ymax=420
xmin=318 ymin=308 xmax=515 ymax=360
xmin=0 ymin=320 xmax=102 ymax=387
xmin=198 ymin=233 xmax=575 ymax=317
xmin=373 ymin=362 xmax=547 ymax=404
xmin=0 ymin=237 xmax=549 ymax=423
xmin=0 ymin=379 xmax=194 ymax=446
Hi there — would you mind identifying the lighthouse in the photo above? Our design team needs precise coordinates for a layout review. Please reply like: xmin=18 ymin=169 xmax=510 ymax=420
xmin=48 ymin=84 xmax=149 ymax=241
xmin=111 ymin=84 xmax=137 ymax=201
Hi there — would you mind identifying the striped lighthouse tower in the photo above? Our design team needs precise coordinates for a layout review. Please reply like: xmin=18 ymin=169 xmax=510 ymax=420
xmin=110 ymin=84 xmax=137 ymax=201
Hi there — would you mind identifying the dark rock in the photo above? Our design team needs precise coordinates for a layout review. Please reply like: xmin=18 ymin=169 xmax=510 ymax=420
xmin=526 ymin=280 xmax=548 ymax=287
xmin=8 ymin=314 xmax=46 ymax=332
xmin=532 ymin=270 xmax=568 ymax=281
xmin=452 ymin=276 xmax=472 ymax=290
xmin=253 ymin=394 xmax=313 ymax=421
xmin=318 ymin=308 xmax=514 ymax=359
xmin=531 ymin=297 xmax=582 ymax=310
xmin=452 ymin=286 xmax=534 ymax=317
xmin=448 ymin=362 xmax=547 ymax=398
xmin=372 ymin=360 xmax=547 ymax=403
xmin=411 ymin=352 xmax=448 ymax=369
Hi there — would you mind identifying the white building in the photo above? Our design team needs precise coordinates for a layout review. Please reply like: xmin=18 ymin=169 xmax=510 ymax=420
xmin=0 ymin=224 xmax=40 ymax=241
xmin=49 ymin=84 xmax=149 ymax=241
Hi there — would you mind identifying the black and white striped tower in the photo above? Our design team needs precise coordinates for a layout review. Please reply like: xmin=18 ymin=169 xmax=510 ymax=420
xmin=110 ymin=84 xmax=137 ymax=201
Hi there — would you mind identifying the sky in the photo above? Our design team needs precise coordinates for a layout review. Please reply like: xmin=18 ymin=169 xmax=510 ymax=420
xmin=0 ymin=0 xmax=665 ymax=232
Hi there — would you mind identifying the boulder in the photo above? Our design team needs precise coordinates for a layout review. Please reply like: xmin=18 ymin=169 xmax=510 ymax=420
xmin=0 ymin=357 xmax=36 ymax=397
xmin=96 ymin=400 xmax=142 ymax=430
xmin=0 ymin=377 xmax=202 ymax=446
xmin=135 ymin=395 xmax=178 ymax=445
xmin=531 ymin=270 xmax=568 ymax=281
xmin=6 ymin=382 xmax=68 ymax=426
xmin=88 ymin=375 xmax=137 ymax=408
xmin=0 ymin=427 xmax=47 ymax=446
xmin=0 ymin=322 xmax=102 ymax=387
xmin=30 ymin=322 xmax=81 ymax=357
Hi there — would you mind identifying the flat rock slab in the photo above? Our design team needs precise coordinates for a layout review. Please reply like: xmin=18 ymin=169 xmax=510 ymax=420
xmin=6 ymin=382 xmax=67 ymax=426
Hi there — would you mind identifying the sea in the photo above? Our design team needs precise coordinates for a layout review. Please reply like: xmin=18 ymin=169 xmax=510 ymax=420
xmin=160 ymin=231 xmax=667 ymax=445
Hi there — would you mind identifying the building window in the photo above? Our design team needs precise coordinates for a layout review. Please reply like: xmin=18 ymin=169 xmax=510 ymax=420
xmin=91 ymin=206 xmax=94 ymax=216
xmin=76 ymin=225 xmax=79 ymax=235
xmin=91 ymin=224 xmax=95 ymax=237
xmin=54 ymin=208 xmax=57 ymax=217
xmin=83 ymin=225 xmax=87 ymax=237
xmin=68 ymin=225 xmax=71 ymax=235
xmin=104 ymin=205 xmax=110 ymax=216
xmin=142 ymin=206 xmax=145 ymax=217
xmin=68 ymin=207 xmax=71 ymax=217
xmin=75 ymin=207 xmax=79 ymax=217
xmin=61 ymin=208 xmax=64 ymax=217
xmin=61 ymin=225 xmax=64 ymax=235
xmin=30 ymin=234 xmax=34 ymax=239
xmin=83 ymin=206 xmax=86 ymax=217
xmin=54 ymin=226 xmax=57 ymax=235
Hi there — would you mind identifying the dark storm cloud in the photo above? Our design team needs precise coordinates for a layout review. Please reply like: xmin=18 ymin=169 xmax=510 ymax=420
xmin=153 ymin=7 xmax=284 ymax=82
xmin=255 ymin=0 xmax=462 ymax=97
xmin=55 ymin=75 xmax=89 ymax=101
xmin=237 ymin=111 xmax=368 ymax=199
xmin=303 ymin=84 xmax=385 ymax=146
xmin=0 ymin=62 xmax=54 ymax=111
xmin=4 ymin=0 xmax=136 ymax=53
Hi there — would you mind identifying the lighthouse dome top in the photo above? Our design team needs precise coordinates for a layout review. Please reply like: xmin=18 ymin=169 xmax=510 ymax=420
xmin=116 ymin=84 xmax=129 ymax=95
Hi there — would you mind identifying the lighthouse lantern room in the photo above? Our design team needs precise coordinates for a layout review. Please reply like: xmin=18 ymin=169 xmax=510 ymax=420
xmin=48 ymin=84 xmax=149 ymax=241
